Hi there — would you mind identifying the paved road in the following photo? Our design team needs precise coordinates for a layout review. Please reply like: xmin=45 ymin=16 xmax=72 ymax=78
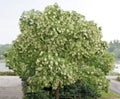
xmin=109 ymin=80 xmax=120 ymax=94
xmin=0 ymin=76 xmax=23 ymax=99
xmin=106 ymin=76 xmax=117 ymax=80
xmin=107 ymin=76 xmax=120 ymax=95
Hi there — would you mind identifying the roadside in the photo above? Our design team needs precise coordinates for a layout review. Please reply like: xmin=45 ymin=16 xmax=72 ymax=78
xmin=0 ymin=76 xmax=120 ymax=99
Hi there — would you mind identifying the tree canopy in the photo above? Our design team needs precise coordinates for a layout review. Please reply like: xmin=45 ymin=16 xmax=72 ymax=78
xmin=5 ymin=4 xmax=114 ymax=98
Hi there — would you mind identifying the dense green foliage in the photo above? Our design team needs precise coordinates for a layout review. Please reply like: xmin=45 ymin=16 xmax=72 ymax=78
xmin=59 ymin=67 xmax=109 ymax=98
xmin=4 ymin=4 xmax=114 ymax=98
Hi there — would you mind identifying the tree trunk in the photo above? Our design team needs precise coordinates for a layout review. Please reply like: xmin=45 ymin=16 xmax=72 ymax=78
xmin=55 ymin=82 xmax=60 ymax=99
xmin=49 ymin=87 xmax=53 ymax=99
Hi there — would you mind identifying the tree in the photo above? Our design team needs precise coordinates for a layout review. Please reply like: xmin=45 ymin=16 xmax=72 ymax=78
xmin=0 ymin=44 xmax=11 ymax=60
xmin=108 ymin=40 xmax=120 ymax=62
xmin=4 ymin=3 xmax=114 ymax=99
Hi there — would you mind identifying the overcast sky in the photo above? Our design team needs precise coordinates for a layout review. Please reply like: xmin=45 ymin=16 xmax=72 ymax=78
xmin=0 ymin=0 xmax=120 ymax=44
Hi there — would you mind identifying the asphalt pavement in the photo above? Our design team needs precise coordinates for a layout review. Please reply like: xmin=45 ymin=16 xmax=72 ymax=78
xmin=0 ymin=76 xmax=23 ymax=99
xmin=107 ymin=76 xmax=120 ymax=95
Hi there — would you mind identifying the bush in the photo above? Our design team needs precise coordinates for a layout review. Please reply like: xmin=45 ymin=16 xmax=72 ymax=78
xmin=117 ymin=76 xmax=120 ymax=81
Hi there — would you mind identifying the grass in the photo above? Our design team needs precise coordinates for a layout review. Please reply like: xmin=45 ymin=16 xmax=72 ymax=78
xmin=0 ymin=71 xmax=16 ymax=76
xmin=0 ymin=59 xmax=5 ymax=63
xmin=100 ymin=90 xmax=120 ymax=99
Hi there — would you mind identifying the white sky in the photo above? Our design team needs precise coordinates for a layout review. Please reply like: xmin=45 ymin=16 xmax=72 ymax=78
xmin=0 ymin=0 xmax=120 ymax=44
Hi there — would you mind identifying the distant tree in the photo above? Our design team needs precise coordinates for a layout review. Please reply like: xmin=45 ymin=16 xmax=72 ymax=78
xmin=108 ymin=40 xmax=120 ymax=61
xmin=5 ymin=4 xmax=114 ymax=99
xmin=0 ymin=44 xmax=11 ymax=60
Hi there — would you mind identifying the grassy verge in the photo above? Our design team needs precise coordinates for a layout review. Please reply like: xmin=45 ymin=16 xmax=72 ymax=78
xmin=100 ymin=90 xmax=120 ymax=99
xmin=0 ymin=71 xmax=16 ymax=76
xmin=0 ymin=59 xmax=5 ymax=63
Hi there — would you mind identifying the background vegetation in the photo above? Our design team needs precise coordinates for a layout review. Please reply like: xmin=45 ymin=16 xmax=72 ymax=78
xmin=0 ymin=44 xmax=11 ymax=61
xmin=108 ymin=40 xmax=120 ymax=63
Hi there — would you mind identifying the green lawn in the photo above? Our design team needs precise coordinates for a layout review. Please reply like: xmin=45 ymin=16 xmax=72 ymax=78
xmin=100 ymin=91 xmax=120 ymax=99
